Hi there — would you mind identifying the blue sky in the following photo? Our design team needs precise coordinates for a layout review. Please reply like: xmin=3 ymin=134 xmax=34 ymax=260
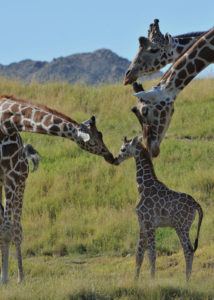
xmin=0 ymin=0 xmax=213 ymax=75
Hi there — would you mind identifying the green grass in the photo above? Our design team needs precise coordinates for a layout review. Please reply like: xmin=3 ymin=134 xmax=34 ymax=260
xmin=0 ymin=77 xmax=213 ymax=299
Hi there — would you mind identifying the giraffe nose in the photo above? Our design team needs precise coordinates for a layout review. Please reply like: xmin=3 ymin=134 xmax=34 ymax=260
xmin=104 ymin=153 xmax=115 ymax=164
xmin=151 ymin=144 xmax=160 ymax=158
xmin=131 ymin=106 xmax=138 ymax=113
xmin=124 ymin=69 xmax=137 ymax=85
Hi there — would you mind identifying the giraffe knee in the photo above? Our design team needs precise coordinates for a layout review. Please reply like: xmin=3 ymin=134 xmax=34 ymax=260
xmin=0 ymin=225 xmax=12 ymax=243
xmin=12 ymin=225 xmax=23 ymax=245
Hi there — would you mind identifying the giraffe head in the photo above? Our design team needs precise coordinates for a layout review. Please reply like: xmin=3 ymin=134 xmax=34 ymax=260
xmin=77 ymin=116 xmax=115 ymax=164
xmin=131 ymin=88 xmax=175 ymax=157
xmin=114 ymin=136 xmax=149 ymax=165
xmin=124 ymin=19 xmax=173 ymax=85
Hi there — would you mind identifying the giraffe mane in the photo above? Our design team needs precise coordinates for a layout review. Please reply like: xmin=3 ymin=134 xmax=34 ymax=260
xmin=173 ymin=31 xmax=208 ymax=38
xmin=0 ymin=95 xmax=79 ymax=125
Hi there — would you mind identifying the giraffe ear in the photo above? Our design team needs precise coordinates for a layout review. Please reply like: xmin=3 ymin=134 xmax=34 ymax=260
xmin=77 ymin=130 xmax=91 ymax=142
xmin=90 ymin=115 xmax=96 ymax=126
xmin=165 ymin=33 xmax=172 ymax=45
xmin=138 ymin=36 xmax=150 ymax=49
xmin=134 ymin=91 xmax=146 ymax=101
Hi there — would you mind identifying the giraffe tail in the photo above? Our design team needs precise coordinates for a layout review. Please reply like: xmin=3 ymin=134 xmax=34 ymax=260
xmin=24 ymin=144 xmax=41 ymax=172
xmin=193 ymin=202 xmax=203 ymax=252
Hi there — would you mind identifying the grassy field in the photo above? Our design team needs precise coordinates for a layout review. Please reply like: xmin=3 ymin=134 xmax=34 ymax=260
xmin=0 ymin=78 xmax=213 ymax=299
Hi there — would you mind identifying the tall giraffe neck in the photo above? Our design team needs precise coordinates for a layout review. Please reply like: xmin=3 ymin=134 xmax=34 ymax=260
xmin=134 ymin=145 xmax=157 ymax=193
xmin=0 ymin=96 xmax=80 ymax=140
xmin=164 ymin=35 xmax=203 ymax=63
xmin=159 ymin=28 xmax=214 ymax=95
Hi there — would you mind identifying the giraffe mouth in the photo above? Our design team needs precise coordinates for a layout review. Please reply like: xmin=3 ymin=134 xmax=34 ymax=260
xmin=103 ymin=153 xmax=115 ymax=164
xmin=124 ymin=70 xmax=138 ymax=85
xmin=124 ymin=76 xmax=136 ymax=85
xmin=150 ymin=145 xmax=160 ymax=157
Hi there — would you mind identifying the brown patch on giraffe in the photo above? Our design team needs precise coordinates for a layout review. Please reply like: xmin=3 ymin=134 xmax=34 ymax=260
xmin=199 ymin=47 xmax=214 ymax=62
xmin=186 ymin=62 xmax=195 ymax=74
xmin=33 ymin=111 xmax=47 ymax=122
xmin=21 ymin=107 xmax=33 ymax=119
xmin=153 ymin=110 xmax=159 ymax=117
xmin=43 ymin=115 xmax=52 ymax=127
xmin=188 ymin=49 xmax=197 ymax=59
xmin=13 ymin=115 xmax=22 ymax=126
xmin=175 ymin=79 xmax=183 ymax=87
xmin=158 ymin=126 xmax=164 ymax=134
xmin=184 ymin=76 xmax=194 ymax=86
xmin=11 ymin=103 xmax=20 ymax=111
xmin=156 ymin=104 xmax=162 ymax=110
xmin=178 ymin=69 xmax=187 ymax=79
xmin=160 ymin=117 xmax=166 ymax=125
xmin=154 ymin=59 xmax=159 ymax=66
xmin=160 ymin=101 xmax=165 ymax=107
xmin=161 ymin=208 xmax=168 ymax=216
xmin=195 ymin=59 xmax=205 ymax=72
xmin=137 ymin=169 xmax=144 ymax=176
xmin=160 ymin=110 xmax=166 ymax=118
xmin=23 ymin=120 xmax=32 ymax=129
xmin=176 ymin=46 xmax=184 ymax=54
xmin=2 ymin=143 xmax=19 ymax=156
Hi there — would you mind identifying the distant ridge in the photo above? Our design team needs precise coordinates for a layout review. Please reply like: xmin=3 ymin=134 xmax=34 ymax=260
xmin=0 ymin=49 xmax=162 ymax=85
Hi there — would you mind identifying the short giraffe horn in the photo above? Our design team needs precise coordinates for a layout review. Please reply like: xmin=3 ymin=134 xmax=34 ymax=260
xmin=90 ymin=115 xmax=96 ymax=125
xmin=123 ymin=136 xmax=128 ymax=143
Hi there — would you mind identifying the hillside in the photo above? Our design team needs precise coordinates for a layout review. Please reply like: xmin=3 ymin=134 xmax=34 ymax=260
xmin=0 ymin=49 xmax=162 ymax=84
xmin=0 ymin=78 xmax=213 ymax=299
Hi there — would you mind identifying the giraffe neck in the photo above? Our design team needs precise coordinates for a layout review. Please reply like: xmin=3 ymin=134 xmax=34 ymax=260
xmin=172 ymin=35 xmax=204 ymax=56
xmin=159 ymin=28 xmax=214 ymax=97
xmin=134 ymin=146 xmax=157 ymax=193
xmin=0 ymin=96 xmax=80 ymax=140
xmin=152 ymin=35 xmax=204 ymax=73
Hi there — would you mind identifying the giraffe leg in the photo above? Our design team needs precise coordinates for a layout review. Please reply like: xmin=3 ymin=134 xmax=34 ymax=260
xmin=1 ymin=242 xmax=9 ymax=284
xmin=147 ymin=229 xmax=156 ymax=279
xmin=16 ymin=242 xmax=24 ymax=283
xmin=0 ymin=182 xmax=14 ymax=284
xmin=135 ymin=229 xmax=147 ymax=280
xmin=176 ymin=228 xmax=194 ymax=281
xmin=12 ymin=182 xmax=26 ymax=283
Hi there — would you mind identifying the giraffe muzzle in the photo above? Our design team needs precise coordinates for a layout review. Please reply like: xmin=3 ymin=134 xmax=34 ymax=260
xmin=150 ymin=144 xmax=160 ymax=158
xmin=104 ymin=153 xmax=115 ymax=164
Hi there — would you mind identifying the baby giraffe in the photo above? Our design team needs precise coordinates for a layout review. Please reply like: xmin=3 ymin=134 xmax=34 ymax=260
xmin=114 ymin=136 xmax=203 ymax=281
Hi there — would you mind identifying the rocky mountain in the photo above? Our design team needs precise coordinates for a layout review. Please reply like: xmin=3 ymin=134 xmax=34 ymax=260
xmin=0 ymin=49 xmax=162 ymax=85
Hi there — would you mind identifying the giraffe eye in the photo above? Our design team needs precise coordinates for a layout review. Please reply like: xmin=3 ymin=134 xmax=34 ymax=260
xmin=142 ymin=107 xmax=148 ymax=116
xmin=150 ymin=48 xmax=159 ymax=54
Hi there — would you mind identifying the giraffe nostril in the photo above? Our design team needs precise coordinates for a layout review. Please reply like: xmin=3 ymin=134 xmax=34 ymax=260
xmin=125 ymin=70 xmax=131 ymax=76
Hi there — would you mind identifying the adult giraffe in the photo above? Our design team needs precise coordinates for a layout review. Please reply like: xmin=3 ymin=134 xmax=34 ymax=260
xmin=124 ymin=19 xmax=207 ymax=85
xmin=132 ymin=27 xmax=214 ymax=157
xmin=0 ymin=95 xmax=114 ymax=283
